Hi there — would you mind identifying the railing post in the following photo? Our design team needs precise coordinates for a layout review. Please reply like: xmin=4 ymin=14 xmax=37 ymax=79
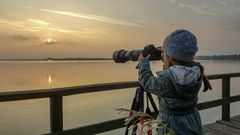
xmin=222 ymin=77 xmax=230 ymax=121
xmin=50 ymin=95 xmax=63 ymax=133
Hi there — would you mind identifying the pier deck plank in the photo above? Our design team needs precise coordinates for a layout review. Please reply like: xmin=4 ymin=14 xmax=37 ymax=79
xmin=204 ymin=115 xmax=240 ymax=135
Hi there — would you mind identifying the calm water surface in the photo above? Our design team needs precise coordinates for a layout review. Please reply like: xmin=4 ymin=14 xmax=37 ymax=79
xmin=0 ymin=60 xmax=240 ymax=135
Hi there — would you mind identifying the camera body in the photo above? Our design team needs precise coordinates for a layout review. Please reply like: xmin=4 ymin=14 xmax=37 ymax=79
xmin=112 ymin=44 xmax=162 ymax=63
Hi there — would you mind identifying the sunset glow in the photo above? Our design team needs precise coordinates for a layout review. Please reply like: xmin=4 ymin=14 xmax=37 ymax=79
xmin=46 ymin=38 xmax=56 ymax=43
xmin=48 ymin=74 xmax=52 ymax=83
xmin=44 ymin=38 xmax=57 ymax=45
xmin=27 ymin=19 xmax=51 ymax=26
xmin=0 ymin=0 xmax=240 ymax=59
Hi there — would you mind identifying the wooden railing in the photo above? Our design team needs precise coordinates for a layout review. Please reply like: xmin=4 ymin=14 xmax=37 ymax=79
xmin=0 ymin=73 xmax=240 ymax=135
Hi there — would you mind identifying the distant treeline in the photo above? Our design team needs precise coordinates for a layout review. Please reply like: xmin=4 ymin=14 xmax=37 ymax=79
xmin=46 ymin=57 xmax=112 ymax=61
xmin=1 ymin=54 xmax=240 ymax=61
xmin=195 ymin=54 xmax=240 ymax=60
xmin=0 ymin=57 xmax=112 ymax=61
xmin=50 ymin=55 xmax=240 ymax=61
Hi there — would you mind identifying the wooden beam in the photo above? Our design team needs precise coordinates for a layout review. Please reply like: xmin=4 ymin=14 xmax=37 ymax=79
xmin=222 ymin=77 xmax=230 ymax=121
xmin=50 ymin=96 xmax=63 ymax=133
xmin=44 ymin=118 xmax=125 ymax=135
xmin=0 ymin=81 xmax=139 ymax=102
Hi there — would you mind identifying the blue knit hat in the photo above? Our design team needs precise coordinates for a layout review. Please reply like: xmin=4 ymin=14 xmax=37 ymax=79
xmin=162 ymin=29 xmax=198 ymax=62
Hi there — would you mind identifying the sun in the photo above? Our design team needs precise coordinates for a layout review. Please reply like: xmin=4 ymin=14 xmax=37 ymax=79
xmin=46 ymin=38 xmax=57 ymax=43
xmin=44 ymin=38 xmax=58 ymax=45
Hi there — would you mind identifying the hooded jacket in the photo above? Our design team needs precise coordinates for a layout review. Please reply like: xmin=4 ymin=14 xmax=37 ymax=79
xmin=138 ymin=58 xmax=204 ymax=135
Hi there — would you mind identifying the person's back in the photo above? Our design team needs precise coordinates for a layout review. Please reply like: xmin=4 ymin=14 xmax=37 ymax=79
xmin=157 ymin=65 xmax=203 ymax=135
xmin=138 ymin=29 xmax=209 ymax=135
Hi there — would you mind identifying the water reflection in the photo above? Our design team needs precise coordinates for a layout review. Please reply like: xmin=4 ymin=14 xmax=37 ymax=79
xmin=48 ymin=74 xmax=52 ymax=84
xmin=0 ymin=60 xmax=240 ymax=135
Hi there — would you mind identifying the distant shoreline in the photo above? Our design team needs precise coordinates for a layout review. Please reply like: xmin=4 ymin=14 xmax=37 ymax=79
xmin=195 ymin=55 xmax=240 ymax=60
xmin=0 ymin=58 xmax=113 ymax=61
xmin=0 ymin=54 xmax=240 ymax=61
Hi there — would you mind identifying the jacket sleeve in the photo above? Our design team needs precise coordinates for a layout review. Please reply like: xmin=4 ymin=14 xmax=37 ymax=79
xmin=138 ymin=58 xmax=167 ymax=96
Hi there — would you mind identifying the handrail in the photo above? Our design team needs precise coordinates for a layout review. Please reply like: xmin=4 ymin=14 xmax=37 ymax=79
xmin=0 ymin=72 xmax=240 ymax=134
xmin=0 ymin=72 xmax=240 ymax=102
xmin=0 ymin=81 xmax=139 ymax=102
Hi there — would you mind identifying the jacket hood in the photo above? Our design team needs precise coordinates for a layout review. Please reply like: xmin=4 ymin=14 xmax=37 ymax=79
xmin=168 ymin=65 xmax=202 ymax=99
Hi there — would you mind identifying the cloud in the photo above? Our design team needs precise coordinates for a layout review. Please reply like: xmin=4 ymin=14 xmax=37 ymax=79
xmin=0 ymin=19 xmax=78 ymax=34
xmin=170 ymin=0 xmax=240 ymax=15
xmin=207 ymin=0 xmax=240 ymax=31
xmin=222 ymin=12 xmax=240 ymax=31
xmin=0 ymin=18 xmax=106 ymax=39
xmin=40 ymin=9 xmax=144 ymax=28
xmin=209 ymin=0 xmax=240 ymax=14
xmin=12 ymin=35 xmax=38 ymax=41
xmin=32 ymin=26 xmax=77 ymax=33
xmin=0 ymin=19 xmax=39 ymax=32
xmin=27 ymin=19 xmax=50 ymax=26
xmin=214 ymin=0 xmax=240 ymax=10
xmin=170 ymin=0 xmax=217 ymax=15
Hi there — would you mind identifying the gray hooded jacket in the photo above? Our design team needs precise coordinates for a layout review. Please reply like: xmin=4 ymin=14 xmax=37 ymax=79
xmin=138 ymin=58 xmax=204 ymax=135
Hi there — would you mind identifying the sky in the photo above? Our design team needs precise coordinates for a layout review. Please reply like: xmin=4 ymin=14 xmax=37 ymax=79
xmin=0 ymin=0 xmax=240 ymax=59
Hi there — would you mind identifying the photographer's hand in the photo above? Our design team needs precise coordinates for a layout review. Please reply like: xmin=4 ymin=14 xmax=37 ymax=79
xmin=136 ymin=54 xmax=150 ymax=69
xmin=138 ymin=53 xmax=150 ymax=61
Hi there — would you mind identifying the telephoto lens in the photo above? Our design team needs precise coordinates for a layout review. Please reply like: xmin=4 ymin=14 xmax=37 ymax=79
xmin=112 ymin=45 xmax=162 ymax=63
xmin=112 ymin=49 xmax=141 ymax=63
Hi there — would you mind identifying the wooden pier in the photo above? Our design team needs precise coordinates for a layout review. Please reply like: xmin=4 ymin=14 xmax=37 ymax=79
xmin=0 ymin=72 xmax=240 ymax=135
xmin=204 ymin=115 xmax=240 ymax=135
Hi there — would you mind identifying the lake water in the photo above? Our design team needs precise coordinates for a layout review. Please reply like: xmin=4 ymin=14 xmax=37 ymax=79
xmin=0 ymin=60 xmax=240 ymax=135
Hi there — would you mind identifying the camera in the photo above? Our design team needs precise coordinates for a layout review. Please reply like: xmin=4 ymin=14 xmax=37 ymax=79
xmin=112 ymin=44 xmax=162 ymax=63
